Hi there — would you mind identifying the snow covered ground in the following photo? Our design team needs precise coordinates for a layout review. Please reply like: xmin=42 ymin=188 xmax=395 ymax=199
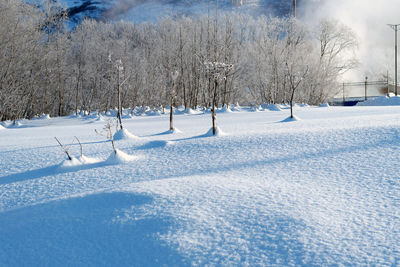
xmin=0 ymin=105 xmax=399 ymax=266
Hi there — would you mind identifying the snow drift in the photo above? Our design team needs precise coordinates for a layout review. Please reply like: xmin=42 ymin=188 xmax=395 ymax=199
xmin=357 ymin=95 xmax=400 ymax=106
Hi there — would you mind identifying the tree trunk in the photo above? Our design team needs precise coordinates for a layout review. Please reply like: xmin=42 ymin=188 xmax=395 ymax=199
xmin=170 ymin=82 xmax=174 ymax=131
xmin=117 ymin=69 xmax=123 ymax=129
xmin=212 ymin=78 xmax=218 ymax=135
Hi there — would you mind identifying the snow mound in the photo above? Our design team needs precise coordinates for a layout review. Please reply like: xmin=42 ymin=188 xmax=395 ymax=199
xmin=59 ymin=156 xmax=101 ymax=169
xmin=263 ymin=103 xmax=282 ymax=111
xmin=184 ymin=108 xmax=198 ymax=114
xmin=106 ymin=149 xmax=139 ymax=164
xmin=96 ymin=115 xmax=105 ymax=122
xmin=113 ymin=128 xmax=138 ymax=141
xmin=79 ymin=155 xmax=101 ymax=164
xmin=218 ymin=106 xmax=233 ymax=113
xmin=174 ymin=109 xmax=185 ymax=115
xmin=154 ymin=128 xmax=183 ymax=136
xmin=281 ymin=115 xmax=301 ymax=122
xmin=145 ymin=109 xmax=162 ymax=116
xmin=250 ymin=106 xmax=261 ymax=112
xmin=167 ymin=128 xmax=182 ymax=134
xmin=122 ymin=113 xmax=133 ymax=119
xmin=230 ymin=103 xmax=241 ymax=112
xmin=357 ymin=95 xmax=400 ymax=106
xmin=319 ymin=103 xmax=330 ymax=108
xmin=10 ymin=121 xmax=23 ymax=127
xmin=279 ymin=104 xmax=290 ymax=109
xmin=39 ymin=114 xmax=51 ymax=120
xmin=204 ymin=126 xmax=227 ymax=137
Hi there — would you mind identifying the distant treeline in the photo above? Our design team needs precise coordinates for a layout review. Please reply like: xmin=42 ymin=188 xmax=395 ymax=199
xmin=0 ymin=0 xmax=358 ymax=120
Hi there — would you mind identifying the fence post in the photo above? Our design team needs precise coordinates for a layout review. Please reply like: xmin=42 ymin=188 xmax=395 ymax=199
xmin=342 ymin=82 xmax=345 ymax=103
xmin=387 ymin=70 xmax=390 ymax=96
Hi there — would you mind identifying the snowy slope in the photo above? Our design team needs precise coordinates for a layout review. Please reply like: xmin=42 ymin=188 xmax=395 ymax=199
xmin=0 ymin=106 xmax=399 ymax=266
xmin=53 ymin=0 xmax=295 ymax=24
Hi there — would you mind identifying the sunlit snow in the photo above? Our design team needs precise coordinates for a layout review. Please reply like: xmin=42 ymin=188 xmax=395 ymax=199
xmin=0 ymin=104 xmax=399 ymax=266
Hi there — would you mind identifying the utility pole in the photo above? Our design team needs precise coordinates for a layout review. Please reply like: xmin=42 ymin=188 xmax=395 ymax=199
xmin=388 ymin=24 xmax=400 ymax=96
xmin=293 ymin=0 xmax=296 ymax=17
xmin=364 ymin=76 xmax=368 ymax=101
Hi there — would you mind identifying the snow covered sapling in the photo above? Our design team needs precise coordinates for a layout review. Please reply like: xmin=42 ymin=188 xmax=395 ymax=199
xmin=95 ymin=119 xmax=117 ymax=154
xmin=55 ymin=136 xmax=85 ymax=160
xmin=284 ymin=19 xmax=309 ymax=119
xmin=74 ymin=136 xmax=83 ymax=158
xmin=286 ymin=62 xmax=308 ymax=118
xmin=204 ymin=62 xmax=233 ymax=135
xmin=54 ymin=137 xmax=72 ymax=160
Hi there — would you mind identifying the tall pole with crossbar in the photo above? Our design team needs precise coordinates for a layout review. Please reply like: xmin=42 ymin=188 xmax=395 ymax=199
xmin=388 ymin=24 xmax=400 ymax=95
xmin=293 ymin=0 xmax=296 ymax=17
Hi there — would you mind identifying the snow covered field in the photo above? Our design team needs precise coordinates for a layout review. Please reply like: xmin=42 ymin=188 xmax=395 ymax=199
xmin=0 ymin=105 xmax=399 ymax=266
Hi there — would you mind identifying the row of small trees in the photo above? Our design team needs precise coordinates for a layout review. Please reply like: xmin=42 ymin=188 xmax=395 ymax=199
xmin=0 ymin=0 xmax=358 ymax=121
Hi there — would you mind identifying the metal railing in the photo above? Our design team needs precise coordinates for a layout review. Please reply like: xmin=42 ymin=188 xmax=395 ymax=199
xmin=331 ymin=79 xmax=397 ymax=106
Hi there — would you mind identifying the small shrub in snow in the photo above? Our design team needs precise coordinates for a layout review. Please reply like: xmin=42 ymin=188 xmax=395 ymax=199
xmin=54 ymin=137 xmax=73 ymax=160
xmin=95 ymin=119 xmax=118 ymax=154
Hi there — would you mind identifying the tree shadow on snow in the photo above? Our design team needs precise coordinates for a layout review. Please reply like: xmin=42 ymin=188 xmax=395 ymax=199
xmin=0 ymin=159 xmax=116 ymax=186
xmin=135 ymin=140 xmax=171 ymax=150
xmin=0 ymin=192 xmax=189 ymax=266
xmin=0 ymin=140 xmax=108 ymax=156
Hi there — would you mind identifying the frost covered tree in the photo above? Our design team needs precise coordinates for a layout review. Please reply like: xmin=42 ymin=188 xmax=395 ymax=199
xmin=283 ymin=19 xmax=309 ymax=119
xmin=204 ymin=61 xmax=233 ymax=135
xmin=0 ymin=0 xmax=359 ymax=121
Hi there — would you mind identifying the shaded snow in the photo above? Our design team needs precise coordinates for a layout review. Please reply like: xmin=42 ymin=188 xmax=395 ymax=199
xmin=262 ymin=103 xmax=282 ymax=111
xmin=319 ymin=103 xmax=330 ymax=108
xmin=281 ymin=115 xmax=301 ymax=122
xmin=218 ymin=106 xmax=233 ymax=113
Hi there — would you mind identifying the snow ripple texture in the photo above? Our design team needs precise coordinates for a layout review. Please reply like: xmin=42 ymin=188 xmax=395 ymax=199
xmin=0 ymin=106 xmax=399 ymax=266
